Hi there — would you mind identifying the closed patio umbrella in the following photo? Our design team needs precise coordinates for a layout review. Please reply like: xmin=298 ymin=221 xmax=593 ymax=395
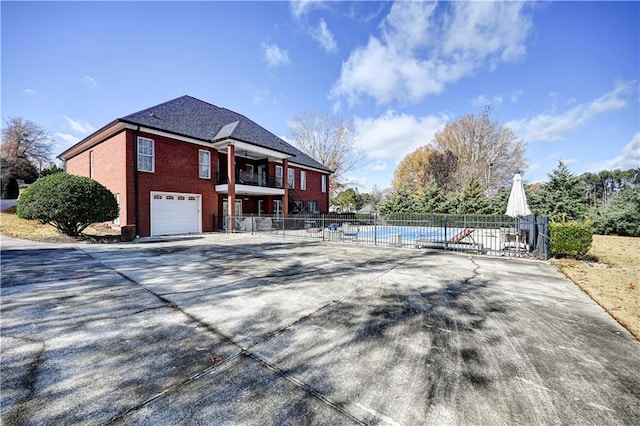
xmin=505 ymin=173 xmax=531 ymax=252
xmin=506 ymin=173 xmax=531 ymax=218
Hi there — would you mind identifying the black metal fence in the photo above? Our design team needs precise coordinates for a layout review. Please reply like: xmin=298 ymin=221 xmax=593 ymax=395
xmin=218 ymin=213 xmax=549 ymax=259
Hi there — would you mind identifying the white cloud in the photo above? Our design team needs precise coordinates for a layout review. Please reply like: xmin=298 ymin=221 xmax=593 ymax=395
xmin=63 ymin=115 xmax=95 ymax=135
xmin=472 ymin=94 xmax=503 ymax=108
xmin=365 ymin=161 xmax=388 ymax=171
xmin=353 ymin=110 xmax=445 ymax=161
xmin=588 ymin=133 xmax=640 ymax=172
xmin=331 ymin=1 xmax=533 ymax=105
xmin=262 ymin=42 xmax=291 ymax=68
xmin=81 ymin=75 xmax=97 ymax=88
xmin=24 ymin=88 xmax=47 ymax=101
xmin=55 ymin=132 xmax=80 ymax=145
xmin=507 ymin=82 xmax=635 ymax=142
xmin=252 ymin=88 xmax=278 ymax=106
xmin=310 ymin=18 xmax=337 ymax=53
xmin=290 ymin=0 xmax=325 ymax=20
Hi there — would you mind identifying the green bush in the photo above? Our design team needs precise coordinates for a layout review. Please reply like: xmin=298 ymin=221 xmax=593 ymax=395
xmin=549 ymin=221 xmax=593 ymax=257
xmin=1 ymin=174 xmax=19 ymax=199
xmin=17 ymin=173 xmax=118 ymax=236
xmin=589 ymin=186 xmax=640 ymax=237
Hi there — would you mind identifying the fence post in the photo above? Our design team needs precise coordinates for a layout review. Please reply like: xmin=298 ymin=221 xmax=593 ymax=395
xmin=282 ymin=214 xmax=286 ymax=238
xmin=322 ymin=214 xmax=326 ymax=241
xmin=444 ymin=216 xmax=448 ymax=250
xmin=374 ymin=214 xmax=378 ymax=246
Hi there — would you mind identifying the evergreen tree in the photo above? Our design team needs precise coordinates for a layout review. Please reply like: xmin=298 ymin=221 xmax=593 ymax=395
xmin=537 ymin=161 xmax=588 ymax=221
xmin=377 ymin=189 xmax=421 ymax=215
xmin=455 ymin=175 xmax=490 ymax=214
xmin=418 ymin=181 xmax=447 ymax=213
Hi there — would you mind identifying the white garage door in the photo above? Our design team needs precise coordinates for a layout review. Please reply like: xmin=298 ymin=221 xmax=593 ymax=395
xmin=150 ymin=192 xmax=201 ymax=236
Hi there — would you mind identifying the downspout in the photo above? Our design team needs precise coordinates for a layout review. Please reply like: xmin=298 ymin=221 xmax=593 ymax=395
xmin=133 ymin=126 xmax=140 ymax=237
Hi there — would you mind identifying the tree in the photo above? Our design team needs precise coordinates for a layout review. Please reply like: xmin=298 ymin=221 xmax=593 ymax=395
xmin=454 ymin=175 xmax=491 ymax=214
xmin=392 ymin=146 xmax=437 ymax=194
xmin=361 ymin=185 xmax=384 ymax=210
xmin=1 ymin=174 xmax=19 ymax=199
xmin=535 ymin=161 xmax=588 ymax=221
xmin=433 ymin=107 xmax=526 ymax=195
xmin=418 ymin=181 xmax=447 ymax=213
xmin=377 ymin=189 xmax=421 ymax=215
xmin=424 ymin=149 xmax=458 ymax=193
xmin=41 ymin=162 xmax=64 ymax=177
xmin=1 ymin=118 xmax=55 ymax=181
xmin=17 ymin=173 xmax=119 ymax=237
xmin=331 ymin=187 xmax=363 ymax=212
xmin=590 ymin=186 xmax=640 ymax=237
xmin=288 ymin=112 xmax=361 ymax=194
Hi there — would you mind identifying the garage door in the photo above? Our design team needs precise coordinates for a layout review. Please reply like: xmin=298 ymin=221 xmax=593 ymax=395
xmin=150 ymin=192 xmax=201 ymax=236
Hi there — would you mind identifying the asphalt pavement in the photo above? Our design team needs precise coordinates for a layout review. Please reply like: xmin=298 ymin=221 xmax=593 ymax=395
xmin=1 ymin=233 xmax=639 ymax=425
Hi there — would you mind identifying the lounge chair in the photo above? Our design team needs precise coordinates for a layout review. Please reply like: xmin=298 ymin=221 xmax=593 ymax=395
xmin=416 ymin=228 xmax=485 ymax=253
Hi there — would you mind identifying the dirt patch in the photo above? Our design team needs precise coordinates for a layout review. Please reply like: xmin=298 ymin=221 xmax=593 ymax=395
xmin=552 ymin=235 xmax=640 ymax=339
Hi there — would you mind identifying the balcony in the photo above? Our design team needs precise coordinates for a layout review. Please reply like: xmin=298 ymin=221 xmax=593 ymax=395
xmin=215 ymin=171 xmax=285 ymax=196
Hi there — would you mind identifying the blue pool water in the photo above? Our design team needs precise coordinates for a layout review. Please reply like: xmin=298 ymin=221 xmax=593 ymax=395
xmin=358 ymin=227 xmax=446 ymax=242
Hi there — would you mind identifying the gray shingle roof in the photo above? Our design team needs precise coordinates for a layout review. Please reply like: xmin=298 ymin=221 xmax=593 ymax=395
xmin=120 ymin=95 xmax=332 ymax=173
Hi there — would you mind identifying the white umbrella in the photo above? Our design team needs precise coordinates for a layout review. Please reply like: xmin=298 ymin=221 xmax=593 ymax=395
xmin=506 ymin=173 xmax=531 ymax=218
xmin=505 ymin=173 xmax=531 ymax=252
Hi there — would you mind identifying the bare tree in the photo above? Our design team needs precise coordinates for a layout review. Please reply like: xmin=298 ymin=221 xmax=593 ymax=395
xmin=1 ymin=117 xmax=55 ymax=180
xmin=433 ymin=107 xmax=526 ymax=195
xmin=288 ymin=111 xmax=361 ymax=194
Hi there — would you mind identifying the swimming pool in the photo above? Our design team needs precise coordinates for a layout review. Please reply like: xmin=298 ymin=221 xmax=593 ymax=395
xmin=358 ymin=226 xmax=447 ymax=242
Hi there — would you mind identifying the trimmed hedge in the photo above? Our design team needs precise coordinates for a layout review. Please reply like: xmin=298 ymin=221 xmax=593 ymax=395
xmin=17 ymin=173 xmax=118 ymax=236
xmin=549 ymin=221 xmax=593 ymax=257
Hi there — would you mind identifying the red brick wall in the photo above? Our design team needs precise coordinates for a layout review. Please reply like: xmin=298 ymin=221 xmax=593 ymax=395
xmin=135 ymin=131 xmax=218 ymax=236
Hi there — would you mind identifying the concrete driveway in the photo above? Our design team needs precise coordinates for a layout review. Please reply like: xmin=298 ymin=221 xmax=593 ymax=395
xmin=1 ymin=234 xmax=639 ymax=425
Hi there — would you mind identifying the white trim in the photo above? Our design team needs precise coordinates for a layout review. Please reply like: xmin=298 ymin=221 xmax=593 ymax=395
xmin=150 ymin=191 xmax=202 ymax=236
xmin=198 ymin=149 xmax=211 ymax=179
xmin=214 ymin=183 xmax=284 ymax=196
xmin=322 ymin=175 xmax=327 ymax=193
xmin=137 ymin=137 xmax=155 ymax=172
xmin=212 ymin=139 xmax=291 ymax=160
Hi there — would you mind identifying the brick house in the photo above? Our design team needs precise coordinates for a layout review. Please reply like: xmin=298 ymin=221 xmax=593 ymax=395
xmin=58 ymin=96 xmax=332 ymax=237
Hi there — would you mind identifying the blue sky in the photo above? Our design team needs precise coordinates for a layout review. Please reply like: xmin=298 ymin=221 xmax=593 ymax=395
xmin=2 ymin=1 xmax=639 ymax=191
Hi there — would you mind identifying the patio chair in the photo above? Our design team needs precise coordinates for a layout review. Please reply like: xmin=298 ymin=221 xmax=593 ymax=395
xmin=342 ymin=223 xmax=359 ymax=242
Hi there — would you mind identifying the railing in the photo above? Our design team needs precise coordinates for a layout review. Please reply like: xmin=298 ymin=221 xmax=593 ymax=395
xmin=217 ymin=213 xmax=549 ymax=259
xmin=216 ymin=172 xmax=283 ymax=188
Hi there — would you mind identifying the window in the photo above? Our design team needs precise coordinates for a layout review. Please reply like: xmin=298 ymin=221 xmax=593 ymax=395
xmin=137 ymin=137 xmax=154 ymax=172
xmin=288 ymin=168 xmax=295 ymax=189
xmin=321 ymin=175 xmax=327 ymax=193
xmin=275 ymin=165 xmax=283 ymax=187
xmin=89 ymin=151 xmax=95 ymax=178
xmin=199 ymin=150 xmax=211 ymax=179
xmin=300 ymin=171 xmax=307 ymax=191
xmin=308 ymin=201 xmax=318 ymax=214
xmin=273 ymin=199 xmax=282 ymax=219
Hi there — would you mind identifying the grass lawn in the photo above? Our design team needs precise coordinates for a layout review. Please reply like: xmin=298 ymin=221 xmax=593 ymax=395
xmin=552 ymin=235 xmax=640 ymax=339
xmin=0 ymin=205 xmax=120 ymax=243
xmin=1 ymin=204 xmax=638 ymax=339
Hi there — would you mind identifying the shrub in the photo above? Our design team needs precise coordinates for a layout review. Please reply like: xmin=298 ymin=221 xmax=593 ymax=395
xmin=1 ymin=174 xmax=19 ymax=199
xmin=17 ymin=173 xmax=118 ymax=237
xmin=549 ymin=221 xmax=593 ymax=257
